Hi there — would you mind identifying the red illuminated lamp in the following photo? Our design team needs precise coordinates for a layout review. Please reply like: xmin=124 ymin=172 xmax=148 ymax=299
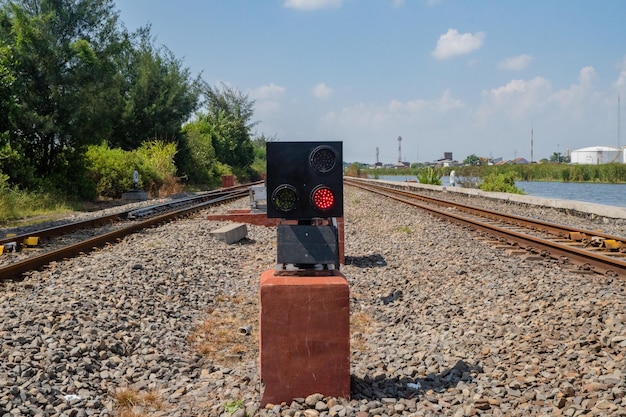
xmin=311 ymin=185 xmax=335 ymax=211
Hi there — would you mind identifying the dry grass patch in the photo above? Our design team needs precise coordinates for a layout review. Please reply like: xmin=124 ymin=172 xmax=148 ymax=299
xmin=351 ymin=310 xmax=374 ymax=352
xmin=188 ymin=296 xmax=257 ymax=366
xmin=112 ymin=387 xmax=166 ymax=417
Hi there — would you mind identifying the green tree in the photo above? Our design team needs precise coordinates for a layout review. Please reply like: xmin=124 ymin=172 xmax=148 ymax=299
xmin=177 ymin=119 xmax=219 ymax=184
xmin=463 ymin=154 xmax=481 ymax=166
xmin=250 ymin=133 xmax=273 ymax=174
xmin=0 ymin=44 xmax=15 ymax=136
xmin=110 ymin=29 xmax=202 ymax=150
xmin=200 ymin=83 xmax=257 ymax=170
xmin=0 ymin=0 xmax=126 ymax=195
xmin=549 ymin=152 xmax=568 ymax=163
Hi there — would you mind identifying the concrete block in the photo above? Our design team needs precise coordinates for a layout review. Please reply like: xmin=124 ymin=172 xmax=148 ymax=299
xmin=259 ymin=269 xmax=350 ymax=405
xmin=122 ymin=190 xmax=148 ymax=201
xmin=210 ymin=223 xmax=248 ymax=244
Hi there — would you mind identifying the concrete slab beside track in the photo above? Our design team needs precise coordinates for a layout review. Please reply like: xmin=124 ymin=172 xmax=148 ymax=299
xmin=371 ymin=179 xmax=626 ymax=220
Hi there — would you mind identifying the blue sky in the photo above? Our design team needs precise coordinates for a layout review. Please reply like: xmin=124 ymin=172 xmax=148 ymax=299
xmin=114 ymin=0 xmax=626 ymax=164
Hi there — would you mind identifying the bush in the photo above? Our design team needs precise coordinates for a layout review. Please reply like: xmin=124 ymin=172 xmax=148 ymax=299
xmin=417 ymin=166 xmax=442 ymax=185
xmin=136 ymin=140 xmax=179 ymax=196
xmin=479 ymin=172 xmax=525 ymax=194
xmin=345 ymin=163 xmax=367 ymax=178
xmin=85 ymin=140 xmax=180 ymax=198
xmin=86 ymin=143 xmax=139 ymax=198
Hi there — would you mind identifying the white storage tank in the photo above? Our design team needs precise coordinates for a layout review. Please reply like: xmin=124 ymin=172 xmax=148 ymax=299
xmin=569 ymin=146 xmax=621 ymax=164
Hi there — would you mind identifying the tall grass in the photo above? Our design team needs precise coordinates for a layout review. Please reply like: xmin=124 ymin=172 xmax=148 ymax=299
xmin=0 ymin=182 xmax=72 ymax=224
xmin=367 ymin=163 xmax=626 ymax=183
xmin=456 ymin=163 xmax=626 ymax=183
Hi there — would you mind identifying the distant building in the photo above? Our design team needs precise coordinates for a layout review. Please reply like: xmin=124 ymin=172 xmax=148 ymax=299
xmin=570 ymin=146 xmax=622 ymax=164
xmin=436 ymin=151 xmax=457 ymax=167
xmin=494 ymin=157 xmax=528 ymax=165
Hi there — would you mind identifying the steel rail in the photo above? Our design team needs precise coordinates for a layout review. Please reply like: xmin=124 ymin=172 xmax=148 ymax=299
xmin=347 ymin=178 xmax=626 ymax=241
xmin=0 ymin=189 xmax=248 ymax=280
xmin=0 ymin=182 xmax=260 ymax=246
xmin=0 ymin=212 xmax=124 ymax=246
xmin=346 ymin=178 xmax=626 ymax=276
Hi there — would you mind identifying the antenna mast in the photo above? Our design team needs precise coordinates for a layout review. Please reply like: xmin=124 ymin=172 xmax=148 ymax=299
xmin=531 ymin=126 xmax=534 ymax=163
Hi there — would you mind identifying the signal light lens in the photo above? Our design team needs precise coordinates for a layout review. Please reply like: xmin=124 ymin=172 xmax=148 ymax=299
xmin=310 ymin=145 xmax=337 ymax=174
xmin=272 ymin=185 xmax=298 ymax=212
xmin=311 ymin=185 xmax=336 ymax=211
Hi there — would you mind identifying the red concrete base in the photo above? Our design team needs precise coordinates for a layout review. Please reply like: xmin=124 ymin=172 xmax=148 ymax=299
xmin=221 ymin=175 xmax=235 ymax=188
xmin=259 ymin=269 xmax=350 ymax=405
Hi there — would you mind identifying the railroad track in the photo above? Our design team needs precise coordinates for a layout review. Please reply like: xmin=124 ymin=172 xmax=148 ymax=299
xmin=0 ymin=183 xmax=258 ymax=280
xmin=345 ymin=177 xmax=626 ymax=277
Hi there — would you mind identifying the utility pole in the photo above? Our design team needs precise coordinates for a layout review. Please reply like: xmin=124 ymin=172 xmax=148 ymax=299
xmin=531 ymin=126 xmax=534 ymax=163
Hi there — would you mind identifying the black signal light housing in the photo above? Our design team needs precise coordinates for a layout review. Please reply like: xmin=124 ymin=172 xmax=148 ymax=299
xmin=266 ymin=141 xmax=343 ymax=220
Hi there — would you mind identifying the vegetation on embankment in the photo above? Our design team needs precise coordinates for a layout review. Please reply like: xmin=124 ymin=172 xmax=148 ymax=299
xmin=1 ymin=1 xmax=270 ymax=224
xmin=453 ymin=163 xmax=626 ymax=183
xmin=361 ymin=162 xmax=626 ymax=184
xmin=0 ymin=175 xmax=75 ymax=224
xmin=358 ymin=162 xmax=626 ymax=194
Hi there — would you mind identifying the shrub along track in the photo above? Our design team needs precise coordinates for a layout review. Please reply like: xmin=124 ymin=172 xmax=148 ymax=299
xmin=0 ymin=183 xmax=259 ymax=280
xmin=345 ymin=178 xmax=626 ymax=277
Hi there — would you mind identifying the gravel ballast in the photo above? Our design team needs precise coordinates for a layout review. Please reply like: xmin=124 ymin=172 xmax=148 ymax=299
xmin=1 ymin=186 xmax=625 ymax=417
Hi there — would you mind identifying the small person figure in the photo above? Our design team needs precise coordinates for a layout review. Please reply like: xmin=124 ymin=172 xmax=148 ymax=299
xmin=449 ymin=170 xmax=456 ymax=187
xmin=133 ymin=170 xmax=139 ymax=190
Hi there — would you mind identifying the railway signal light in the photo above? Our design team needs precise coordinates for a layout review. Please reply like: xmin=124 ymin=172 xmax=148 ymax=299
xmin=266 ymin=141 xmax=343 ymax=220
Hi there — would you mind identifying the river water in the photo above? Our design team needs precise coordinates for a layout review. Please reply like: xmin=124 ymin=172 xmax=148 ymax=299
xmin=372 ymin=175 xmax=626 ymax=208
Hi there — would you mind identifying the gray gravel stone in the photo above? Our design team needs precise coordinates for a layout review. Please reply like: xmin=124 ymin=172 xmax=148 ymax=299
xmin=1 ymin=187 xmax=626 ymax=416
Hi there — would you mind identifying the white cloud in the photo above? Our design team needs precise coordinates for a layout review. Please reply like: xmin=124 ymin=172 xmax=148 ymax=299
xmin=485 ymin=78 xmax=544 ymax=98
xmin=436 ymin=90 xmax=466 ymax=111
xmin=255 ymin=100 xmax=282 ymax=115
xmin=550 ymin=66 xmax=596 ymax=109
xmin=432 ymin=29 xmax=485 ymax=60
xmin=498 ymin=54 xmax=533 ymax=71
xmin=321 ymin=91 xmax=464 ymax=137
xmin=478 ymin=67 xmax=598 ymax=126
xmin=284 ymin=0 xmax=341 ymax=11
xmin=578 ymin=66 xmax=595 ymax=86
xmin=312 ymin=82 xmax=333 ymax=99
xmin=248 ymin=83 xmax=287 ymax=118
xmin=391 ymin=0 xmax=405 ymax=7
xmin=322 ymin=103 xmax=392 ymax=131
xmin=389 ymin=90 xmax=464 ymax=113
xmin=249 ymin=83 xmax=286 ymax=100
xmin=478 ymin=76 xmax=551 ymax=122
xmin=389 ymin=98 xmax=428 ymax=113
